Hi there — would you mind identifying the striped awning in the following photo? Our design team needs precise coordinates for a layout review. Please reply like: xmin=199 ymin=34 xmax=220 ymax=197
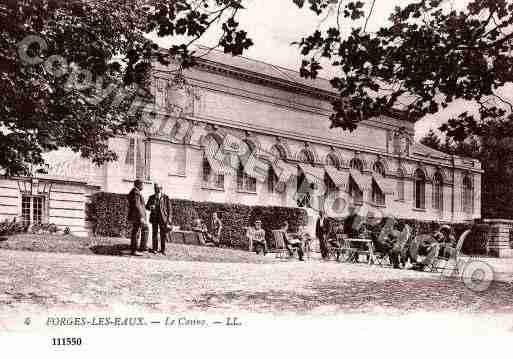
xmin=298 ymin=164 xmax=325 ymax=186
xmin=241 ymin=153 xmax=269 ymax=182
xmin=271 ymin=159 xmax=297 ymax=183
xmin=372 ymin=175 xmax=395 ymax=195
xmin=324 ymin=166 xmax=349 ymax=190
xmin=204 ymin=137 xmax=236 ymax=175
xmin=349 ymin=169 xmax=371 ymax=191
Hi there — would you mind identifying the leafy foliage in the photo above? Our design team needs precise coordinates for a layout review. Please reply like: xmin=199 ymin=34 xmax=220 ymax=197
xmin=419 ymin=129 xmax=443 ymax=152
xmin=293 ymin=0 xmax=513 ymax=134
xmin=0 ymin=0 xmax=253 ymax=176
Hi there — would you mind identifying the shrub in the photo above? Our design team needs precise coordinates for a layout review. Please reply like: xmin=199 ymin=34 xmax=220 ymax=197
xmin=87 ymin=192 xmax=308 ymax=248
xmin=0 ymin=218 xmax=26 ymax=236
xmin=86 ymin=192 xmax=130 ymax=237
xmin=28 ymin=222 xmax=60 ymax=234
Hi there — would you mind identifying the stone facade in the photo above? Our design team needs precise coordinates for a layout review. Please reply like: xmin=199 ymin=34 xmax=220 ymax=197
xmin=0 ymin=49 xmax=483 ymax=236
xmin=483 ymin=219 xmax=513 ymax=258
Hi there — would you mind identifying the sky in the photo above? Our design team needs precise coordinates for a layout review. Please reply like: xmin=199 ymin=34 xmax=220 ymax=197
xmin=152 ymin=0 xmax=512 ymax=141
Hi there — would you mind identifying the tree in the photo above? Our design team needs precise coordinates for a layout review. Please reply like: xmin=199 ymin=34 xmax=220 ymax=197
xmin=4 ymin=0 xmax=513 ymax=178
xmin=419 ymin=129 xmax=443 ymax=152
xmin=1 ymin=0 xmax=252 ymax=176
xmin=292 ymin=0 xmax=513 ymax=137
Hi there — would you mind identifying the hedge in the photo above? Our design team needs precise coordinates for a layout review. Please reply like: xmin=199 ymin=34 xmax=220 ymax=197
xmin=329 ymin=214 xmax=491 ymax=256
xmin=87 ymin=192 xmax=491 ymax=255
xmin=86 ymin=192 xmax=308 ymax=249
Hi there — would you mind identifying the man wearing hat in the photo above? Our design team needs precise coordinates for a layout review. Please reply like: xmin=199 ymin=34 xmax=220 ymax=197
xmin=374 ymin=228 xmax=402 ymax=268
xmin=252 ymin=219 xmax=267 ymax=255
xmin=145 ymin=183 xmax=173 ymax=255
xmin=127 ymin=179 xmax=149 ymax=256
xmin=408 ymin=224 xmax=455 ymax=270
xmin=437 ymin=224 xmax=457 ymax=259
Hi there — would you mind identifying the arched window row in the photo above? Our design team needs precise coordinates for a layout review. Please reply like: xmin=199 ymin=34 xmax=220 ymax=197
xmin=349 ymin=158 xmax=364 ymax=172
xmin=297 ymin=149 xmax=315 ymax=165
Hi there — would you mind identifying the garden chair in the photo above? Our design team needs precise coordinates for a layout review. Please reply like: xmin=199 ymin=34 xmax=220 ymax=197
xmin=429 ymin=229 xmax=471 ymax=274
xmin=302 ymin=233 xmax=313 ymax=260
xmin=272 ymin=230 xmax=297 ymax=259
xmin=327 ymin=233 xmax=349 ymax=262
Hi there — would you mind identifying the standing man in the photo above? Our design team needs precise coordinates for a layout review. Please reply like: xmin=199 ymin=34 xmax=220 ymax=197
xmin=146 ymin=183 xmax=173 ymax=255
xmin=127 ymin=179 xmax=148 ymax=256
xmin=316 ymin=211 xmax=329 ymax=259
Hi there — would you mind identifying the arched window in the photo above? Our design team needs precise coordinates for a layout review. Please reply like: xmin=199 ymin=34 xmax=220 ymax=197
xmin=298 ymin=149 xmax=314 ymax=164
xmin=349 ymin=158 xmax=363 ymax=172
xmin=397 ymin=168 xmax=405 ymax=201
xmin=203 ymin=135 xmax=224 ymax=190
xmin=267 ymin=166 xmax=276 ymax=193
xmin=462 ymin=175 xmax=474 ymax=214
xmin=237 ymin=162 xmax=257 ymax=193
xmin=433 ymin=172 xmax=444 ymax=212
xmin=414 ymin=168 xmax=426 ymax=209
xmin=326 ymin=153 xmax=339 ymax=169
xmin=371 ymin=162 xmax=386 ymax=206
xmin=373 ymin=162 xmax=385 ymax=176
xmin=202 ymin=157 xmax=224 ymax=190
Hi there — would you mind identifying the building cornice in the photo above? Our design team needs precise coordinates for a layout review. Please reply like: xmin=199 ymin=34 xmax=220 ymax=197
xmin=181 ymin=114 xmax=482 ymax=175
xmin=153 ymin=69 xmax=415 ymax=135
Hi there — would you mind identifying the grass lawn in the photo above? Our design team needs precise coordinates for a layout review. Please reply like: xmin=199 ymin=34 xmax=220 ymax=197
xmin=0 ymin=234 xmax=277 ymax=264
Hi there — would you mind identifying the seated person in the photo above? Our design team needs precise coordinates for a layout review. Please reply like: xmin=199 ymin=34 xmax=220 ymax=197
xmin=280 ymin=221 xmax=304 ymax=261
xmin=252 ymin=220 xmax=267 ymax=255
xmin=408 ymin=224 xmax=455 ymax=270
xmin=297 ymin=225 xmax=312 ymax=252
xmin=209 ymin=212 xmax=223 ymax=247
xmin=191 ymin=218 xmax=209 ymax=245
xmin=438 ymin=225 xmax=457 ymax=259
xmin=374 ymin=228 xmax=402 ymax=268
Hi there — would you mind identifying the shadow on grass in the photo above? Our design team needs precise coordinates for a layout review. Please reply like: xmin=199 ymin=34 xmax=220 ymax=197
xmin=190 ymin=278 xmax=513 ymax=314
xmin=89 ymin=244 xmax=132 ymax=256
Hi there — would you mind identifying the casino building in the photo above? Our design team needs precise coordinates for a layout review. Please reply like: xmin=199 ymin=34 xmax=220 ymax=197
xmin=0 ymin=48 xmax=483 ymax=236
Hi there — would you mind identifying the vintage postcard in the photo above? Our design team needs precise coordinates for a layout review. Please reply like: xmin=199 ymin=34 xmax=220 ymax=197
xmin=1 ymin=0 xmax=512 ymax=356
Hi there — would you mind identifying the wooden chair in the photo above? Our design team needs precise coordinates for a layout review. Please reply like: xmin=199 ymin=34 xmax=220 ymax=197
xmin=327 ymin=234 xmax=350 ymax=262
xmin=430 ymin=229 xmax=471 ymax=274
xmin=272 ymin=230 xmax=297 ymax=259
xmin=302 ymin=234 xmax=312 ymax=260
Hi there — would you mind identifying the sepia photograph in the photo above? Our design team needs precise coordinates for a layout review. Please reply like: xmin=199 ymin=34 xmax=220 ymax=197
xmin=1 ymin=0 xmax=512 ymax=356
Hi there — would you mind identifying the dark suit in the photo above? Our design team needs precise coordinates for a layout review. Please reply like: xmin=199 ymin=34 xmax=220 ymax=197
xmin=145 ymin=193 xmax=172 ymax=253
xmin=127 ymin=187 xmax=148 ymax=253
xmin=315 ymin=217 xmax=330 ymax=259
